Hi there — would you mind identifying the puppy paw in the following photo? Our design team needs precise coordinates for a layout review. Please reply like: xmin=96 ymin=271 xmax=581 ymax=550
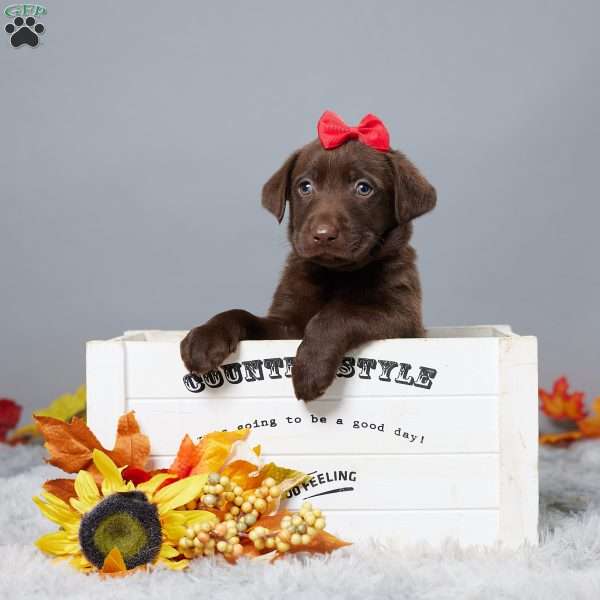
xmin=292 ymin=343 xmax=338 ymax=402
xmin=180 ymin=323 xmax=238 ymax=374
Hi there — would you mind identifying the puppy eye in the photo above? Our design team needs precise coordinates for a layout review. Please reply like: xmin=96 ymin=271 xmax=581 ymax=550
xmin=355 ymin=181 xmax=373 ymax=196
xmin=298 ymin=180 xmax=313 ymax=195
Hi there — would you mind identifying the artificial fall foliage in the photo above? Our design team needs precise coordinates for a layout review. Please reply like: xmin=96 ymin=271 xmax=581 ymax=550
xmin=0 ymin=398 xmax=22 ymax=442
xmin=8 ymin=385 xmax=86 ymax=444
xmin=34 ymin=412 xmax=349 ymax=574
xmin=539 ymin=376 xmax=587 ymax=421
xmin=539 ymin=377 xmax=600 ymax=445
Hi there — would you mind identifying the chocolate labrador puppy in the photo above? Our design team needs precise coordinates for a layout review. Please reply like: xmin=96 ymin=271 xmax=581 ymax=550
xmin=181 ymin=113 xmax=436 ymax=401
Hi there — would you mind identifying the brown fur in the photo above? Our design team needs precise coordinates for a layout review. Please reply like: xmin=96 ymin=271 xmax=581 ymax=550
xmin=181 ymin=138 xmax=436 ymax=400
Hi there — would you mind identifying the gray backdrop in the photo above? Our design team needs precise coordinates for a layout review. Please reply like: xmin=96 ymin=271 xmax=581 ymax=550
xmin=1 ymin=1 xmax=599 ymax=418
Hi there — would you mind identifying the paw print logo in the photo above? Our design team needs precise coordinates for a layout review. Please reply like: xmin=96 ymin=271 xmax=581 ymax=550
xmin=5 ymin=16 xmax=45 ymax=47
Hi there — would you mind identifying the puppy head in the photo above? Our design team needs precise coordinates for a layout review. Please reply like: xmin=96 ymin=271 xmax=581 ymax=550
xmin=262 ymin=139 xmax=436 ymax=269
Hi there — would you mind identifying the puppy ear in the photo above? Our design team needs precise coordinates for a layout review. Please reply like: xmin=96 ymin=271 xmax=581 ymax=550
xmin=261 ymin=151 xmax=300 ymax=223
xmin=387 ymin=150 xmax=436 ymax=223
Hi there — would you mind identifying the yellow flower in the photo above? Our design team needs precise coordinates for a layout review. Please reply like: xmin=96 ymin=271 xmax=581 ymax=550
xmin=34 ymin=449 xmax=215 ymax=573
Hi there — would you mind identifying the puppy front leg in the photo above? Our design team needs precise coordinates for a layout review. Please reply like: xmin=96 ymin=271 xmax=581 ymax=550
xmin=181 ymin=309 xmax=297 ymax=375
xmin=292 ymin=302 xmax=417 ymax=401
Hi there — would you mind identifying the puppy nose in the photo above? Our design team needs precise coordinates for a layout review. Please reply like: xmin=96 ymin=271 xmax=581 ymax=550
xmin=313 ymin=224 xmax=339 ymax=244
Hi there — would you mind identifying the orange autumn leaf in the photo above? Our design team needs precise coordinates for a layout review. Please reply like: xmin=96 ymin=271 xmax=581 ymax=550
xmin=576 ymin=397 xmax=600 ymax=438
xmin=539 ymin=377 xmax=587 ymax=422
xmin=169 ymin=429 xmax=250 ymax=478
xmin=253 ymin=509 xmax=292 ymax=531
xmin=539 ymin=430 xmax=584 ymax=445
xmin=99 ymin=547 xmax=147 ymax=578
xmin=192 ymin=430 xmax=250 ymax=475
xmin=42 ymin=478 xmax=78 ymax=503
xmin=169 ymin=434 xmax=204 ymax=478
xmin=109 ymin=412 xmax=151 ymax=469
xmin=35 ymin=411 xmax=150 ymax=473
xmin=286 ymin=529 xmax=351 ymax=556
xmin=35 ymin=415 xmax=104 ymax=472
xmin=247 ymin=509 xmax=350 ymax=561
xmin=101 ymin=547 xmax=127 ymax=573
xmin=221 ymin=460 xmax=261 ymax=488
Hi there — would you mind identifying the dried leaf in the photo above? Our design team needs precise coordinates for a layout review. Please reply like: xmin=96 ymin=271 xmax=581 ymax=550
xmin=259 ymin=462 xmax=309 ymax=492
xmin=169 ymin=435 xmax=204 ymax=478
xmin=169 ymin=429 xmax=250 ymax=478
xmin=0 ymin=398 xmax=22 ymax=442
xmin=102 ymin=547 xmax=127 ymax=573
xmin=539 ymin=431 xmax=584 ymax=445
xmin=250 ymin=510 xmax=350 ymax=559
xmin=35 ymin=411 xmax=149 ymax=474
xmin=576 ymin=397 xmax=600 ymax=438
xmin=9 ymin=385 xmax=86 ymax=444
xmin=253 ymin=510 xmax=291 ymax=532
xmin=192 ymin=430 xmax=250 ymax=475
xmin=221 ymin=460 xmax=261 ymax=488
xmin=36 ymin=415 xmax=104 ymax=472
xmin=539 ymin=377 xmax=587 ymax=422
xmin=287 ymin=529 xmax=351 ymax=555
xmin=42 ymin=478 xmax=78 ymax=503
xmin=110 ymin=412 xmax=150 ymax=469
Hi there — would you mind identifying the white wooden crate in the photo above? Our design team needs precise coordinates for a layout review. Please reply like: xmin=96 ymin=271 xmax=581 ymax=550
xmin=86 ymin=325 xmax=538 ymax=548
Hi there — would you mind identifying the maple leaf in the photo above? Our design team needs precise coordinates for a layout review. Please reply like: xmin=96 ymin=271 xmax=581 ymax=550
xmin=258 ymin=462 xmax=309 ymax=492
xmin=108 ymin=411 xmax=150 ymax=470
xmin=169 ymin=434 xmax=204 ymax=478
xmin=169 ymin=429 xmax=250 ymax=478
xmin=539 ymin=430 xmax=584 ymax=446
xmin=221 ymin=460 xmax=261 ymax=488
xmin=42 ymin=478 xmax=78 ymax=503
xmin=102 ymin=547 xmax=127 ymax=573
xmin=0 ymin=398 xmax=22 ymax=442
xmin=9 ymin=385 xmax=86 ymax=444
xmin=575 ymin=397 xmax=600 ymax=438
xmin=192 ymin=430 xmax=250 ymax=474
xmin=539 ymin=377 xmax=587 ymax=422
xmin=35 ymin=411 xmax=149 ymax=474
xmin=243 ymin=510 xmax=351 ymax=561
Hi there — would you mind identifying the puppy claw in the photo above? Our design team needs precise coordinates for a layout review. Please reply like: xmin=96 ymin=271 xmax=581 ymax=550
xmin=180 ymin=324 xmax=238 ymax=375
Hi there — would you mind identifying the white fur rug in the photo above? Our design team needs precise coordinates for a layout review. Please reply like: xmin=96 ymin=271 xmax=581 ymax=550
xmin=2 ymin=443 xmax=600 ymax=600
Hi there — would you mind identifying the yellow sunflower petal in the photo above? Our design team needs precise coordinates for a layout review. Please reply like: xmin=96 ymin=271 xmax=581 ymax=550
xmin=186 ymin=510 xmax=220 ymax=527
xmin=33 ymin=495 xmax=79 ymax=528
xmin=136 ymin=473 xmax=175 ymax=498
xmin=69 ymin=555 xmax=93 ymax=572
xmin=159 ymin=543 xmax=180 ymax=559
xmin=159 ymin=557 xmax=189 ymax=571
xmin=153 ymin=475 xmax=207 ymax=515
xmin=92 ymin=449 xmax=127 ymax=495
xmin=74 ymin=470 xmax=100 ymax=508
xmin=160 ymin=510 xmax=188 ymax=541
xmin=36 ymin=531 xmax=80 ymax=556
xmin=70 ymin=497 xmax=90 ymax=515
xmin=162 ymin=522 xmax=186 ymax=542
xmin=40 ymin=491 xmax=73 ymax=509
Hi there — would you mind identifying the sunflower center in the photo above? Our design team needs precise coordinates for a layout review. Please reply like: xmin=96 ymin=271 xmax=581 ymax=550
xmin=79 ymin=490 xmax=162 ymax=570
xmin=93 ymin=512 xmax=148 ymax=560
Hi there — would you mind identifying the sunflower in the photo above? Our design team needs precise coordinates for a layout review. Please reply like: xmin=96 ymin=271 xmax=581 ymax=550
xmin=34 ymin=449 xmax=215 ymax=573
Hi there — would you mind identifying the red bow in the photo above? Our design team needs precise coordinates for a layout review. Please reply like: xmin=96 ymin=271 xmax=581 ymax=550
xmin=317 ymin=110 xmax=390 ymax=152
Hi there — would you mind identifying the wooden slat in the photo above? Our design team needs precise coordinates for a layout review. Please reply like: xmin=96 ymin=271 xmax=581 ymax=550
xmin=498 ymin=335 xmax=539 ymax=547
xmin=124 ymin=337 xmax=500 ymax=398
xmin=86 ymin=341 xmax=126 ymax=449
xmin=150 ymin=454 xmax=499 ymax=510
xmin=129 ymin=395 xmax=499 ymax=455
xmin=307 ymin=509 xmax=500 ymax=545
